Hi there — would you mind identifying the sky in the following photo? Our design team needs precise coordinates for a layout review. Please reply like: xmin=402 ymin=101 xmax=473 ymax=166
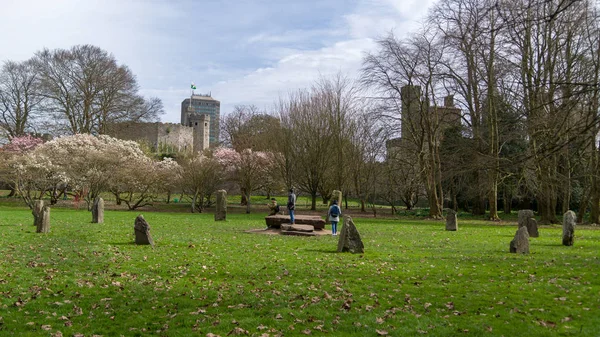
xmin=0 ymin=0 xmax=435 ymax=123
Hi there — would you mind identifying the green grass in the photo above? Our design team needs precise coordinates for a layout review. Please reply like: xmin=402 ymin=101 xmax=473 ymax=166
xmin=0 ymin=205 xmax=599 ymax=336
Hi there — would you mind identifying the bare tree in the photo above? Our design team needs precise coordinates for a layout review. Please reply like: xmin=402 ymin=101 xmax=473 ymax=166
xmin=362 ymin=28 xmax=448 ymax=219
xmin=0 ymin=59 xmax=44 ymax=138
xmin=33 ymin=45 xmax=161 ymax=135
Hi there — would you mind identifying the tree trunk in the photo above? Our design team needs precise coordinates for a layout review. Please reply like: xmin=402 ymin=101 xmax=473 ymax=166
xmin=191 ymin=189 xmax=198 ymax=213
xmin=245 ymin=192 xmax=251 ymax=214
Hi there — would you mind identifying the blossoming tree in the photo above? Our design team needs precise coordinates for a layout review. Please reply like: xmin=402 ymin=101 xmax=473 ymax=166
xmin=177 ymin=153 xmax=223 ymax=213
xmin=214 ymin=147 xmax=276 ymax=214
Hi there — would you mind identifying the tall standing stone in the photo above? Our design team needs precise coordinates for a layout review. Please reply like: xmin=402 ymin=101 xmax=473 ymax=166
xmin=509 ymin=226 xmax=529 ymax=254
xmin=134 ymin=215 xmax=154 ymax=246
xmin=337 ymin=216 xmax=364 ymax=254
xmin=562 ymin=210 xmax=576 ymax=246
xmin=518 ymin=210 xmax=534 ymax=228
xmin=92 ymin=197 xmax=104 ymax=223
xmin=445 ymin=209 xmax=458 ymax=231
xmin=330 ymin=190 xmax=343 ymax=207
xmin=36 ymin=206 xmax=50 ymax=233
xmin=518 ymin=209 xmax=538 ymax=237
xmin=215 ymin=190 xmax=227 ymax=221
xmin=32 ymin=200 xmax=44 ymax=227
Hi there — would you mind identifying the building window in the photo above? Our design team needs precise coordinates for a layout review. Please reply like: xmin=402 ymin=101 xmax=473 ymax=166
xmin=205 ymin=123 xmax=208 ymax=127
xmin=195 ymin=122 xmax=198 ymax=126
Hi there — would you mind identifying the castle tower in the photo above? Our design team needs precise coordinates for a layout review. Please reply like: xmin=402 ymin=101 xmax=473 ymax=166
xmin=191 ymin=113 xmax=210 ymax=152
xmin=181 ymin=94 xmax=220 ymax=147
xmin=401 ymin=85 xmax=421 ymax=140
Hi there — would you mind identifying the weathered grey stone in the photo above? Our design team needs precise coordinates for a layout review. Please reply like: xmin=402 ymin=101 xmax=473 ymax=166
xmin=282 ymin=224 xmax=314 ymax=233
xmin=337 ymin=216 xmax=364 ymax=254
xmin=518 ymin=210 xmax=534 ymax=228
xmin=518 ymin=209 xmax=538 ymax=237
xmin=134 ymin=215 xmax=154 ymax=246
xmin=282 ymin=231 xmax=317 ymax=237
xmin=265 ymin=215 xmax=326 ymax=230
xmin=526 ymin=218 xmax=539 ymax=237
xmin=215 ymin=190 xmax=227 ymax=221
xmin=92 ymin=197 xmax=104 ymax=223
xmin=509 ymin=226 xmax=529 ymax=254
xmin=330 ymin=190 xmax=342 ymax=207
xmin=36 ymin=206 xmax=50 ymax=233
xmin=32 ymin=200 xmax=44 ymax=227
xmin=445 ymin=209 xmax=458 ymax=231
xmin=562 ymin=210 xmax=576 ymax=246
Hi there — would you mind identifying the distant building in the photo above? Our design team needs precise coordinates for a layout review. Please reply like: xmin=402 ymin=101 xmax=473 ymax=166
xmin=105 ymin=94 xmax=220 ymax=153
xmin=181 ymin=94 xmax=220 ymax=148
xmin=386 ymin=85 xmax=461 ymax=159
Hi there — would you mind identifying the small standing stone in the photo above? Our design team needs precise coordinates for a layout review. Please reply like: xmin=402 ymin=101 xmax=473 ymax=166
xmin=92 ymin=197 xmax=104 ymax=223
xmin=330 ymin=190 xmax=342 ymax=207
xmin=518 ymin=209 xmax=538 ymax=237
xmin=518 ymin=209 xmax=534 ymax=228
xmin=36 ymin=206 xmax=50 ymax=233
xmin=445 ymin=209 xmax=458 ymax=231
xmin=134 ymin=215 xmax=154 ymax=246
xmin=337 ymin=216 xmax=364 ymax=254
xmin=562 ymin=210 xmax=576 ymax=246
xmin=215 ymin=190 xmax=227 ymax=221
xmin=32 ymin=200 xmax=44 ymax=227
xmin=509 ymin=226 xmax=529 ymax=254
xmin=526 ymin=218 xmax=539 ymax=237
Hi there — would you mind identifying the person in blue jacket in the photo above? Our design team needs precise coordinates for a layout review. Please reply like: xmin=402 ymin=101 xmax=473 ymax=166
xmin=328 ymin=200 xmax=341 ymax=236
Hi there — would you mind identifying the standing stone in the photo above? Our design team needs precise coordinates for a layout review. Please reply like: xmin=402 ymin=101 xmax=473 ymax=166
xmin=518 ymin=209 xmax=538 ymax=237
xmin=562 ymin=210 xmax=576 ymax=246
xmin=526 ymin=218 xmax=539 ymax=237
xmin=32 ymin=200 xmax=44 ymax=227
xmin=36 ymin=206 xmax=50 ymax=233
xmin=134 ymin=215 xmax=154 ymax=246
xmin=337 ymin=216 xmax=364 ymax=254
xmin=445 ymin=209 xmax=458 ymax=231
xmin=509 ymin=226 xmax=529 ymax=254
xmin=215 ymin=190 xmax=227 ymax=221
xmin=330 ymin=190 xmax=343 ymax=207
xmin=518 ymin=209 xmax=534 ymax=228
xmin=92 ymin=197 xmax=104 ymax=223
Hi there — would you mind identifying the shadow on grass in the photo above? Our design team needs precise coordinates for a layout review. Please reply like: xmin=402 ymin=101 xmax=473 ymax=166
xmin=303 ymin=248 xmax=338 ymax=254
xmin=536 ymin=243 xmax=565 ymax=247
xmin=107 ymin=242 xmax=137 ymax=246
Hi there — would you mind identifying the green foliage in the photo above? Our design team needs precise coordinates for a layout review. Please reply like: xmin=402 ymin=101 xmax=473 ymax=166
xmin=0 ymin=207 xmax=598 ymax=336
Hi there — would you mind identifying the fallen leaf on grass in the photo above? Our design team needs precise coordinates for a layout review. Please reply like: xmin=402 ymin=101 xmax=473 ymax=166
xmin=41 ymin=325 xmax=52 ymax=331
xmin=445 ymin=302 xmax=454 ymax=310
xmin=206 ymin=333 xmax=221 ymax=337
xmin=302 ymin=329 xmax=311 ymax=335
xmin=537 ymin=320 xmax=556 ymax=328
xmin=227 ymin=327 xmax=248 ymax=335
xmin=341 ymin=299 xmax=352 ymax=311
xmin=561 ymin=316 xmax=572 ymax=323
xmin=275 ymin=314 xmax=283 ymax=319
xmin=376 ymin=317 xmax=384 ymax=324
xmin=376 ymin=329 xmax=388 ymax=335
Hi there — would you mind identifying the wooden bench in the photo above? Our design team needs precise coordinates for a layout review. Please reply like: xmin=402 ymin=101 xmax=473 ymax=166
xmin=265 ymin=214 xmax=326 ymax=230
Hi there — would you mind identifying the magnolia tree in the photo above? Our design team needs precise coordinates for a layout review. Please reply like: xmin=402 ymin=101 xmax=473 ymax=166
xmin=0 ymin=135 xmax=45 ymax=199
xmin=33 ymin=134 xmax=148 ymax=209
xmin=177 ymin=153 xmax=223 ymax=213
xmin=11 ymin=149 xmax=68 ymax=208
xmin=109 ymin=157 xmax=180 ymax=210
xmin=214 ymin=147 xmax=276 ymax=214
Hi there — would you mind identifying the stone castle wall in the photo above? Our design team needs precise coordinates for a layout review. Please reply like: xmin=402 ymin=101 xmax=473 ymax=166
xmin=105 ymin=122 xmax=194 ymax=152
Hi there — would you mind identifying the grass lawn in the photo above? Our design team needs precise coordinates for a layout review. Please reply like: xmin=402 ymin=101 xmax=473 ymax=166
xmin=0 ymin=205 xmax=599 ymax=336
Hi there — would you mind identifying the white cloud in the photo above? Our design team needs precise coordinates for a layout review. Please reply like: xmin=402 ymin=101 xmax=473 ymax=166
xmin=0 ymin=0 xmax=436 ymax=123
